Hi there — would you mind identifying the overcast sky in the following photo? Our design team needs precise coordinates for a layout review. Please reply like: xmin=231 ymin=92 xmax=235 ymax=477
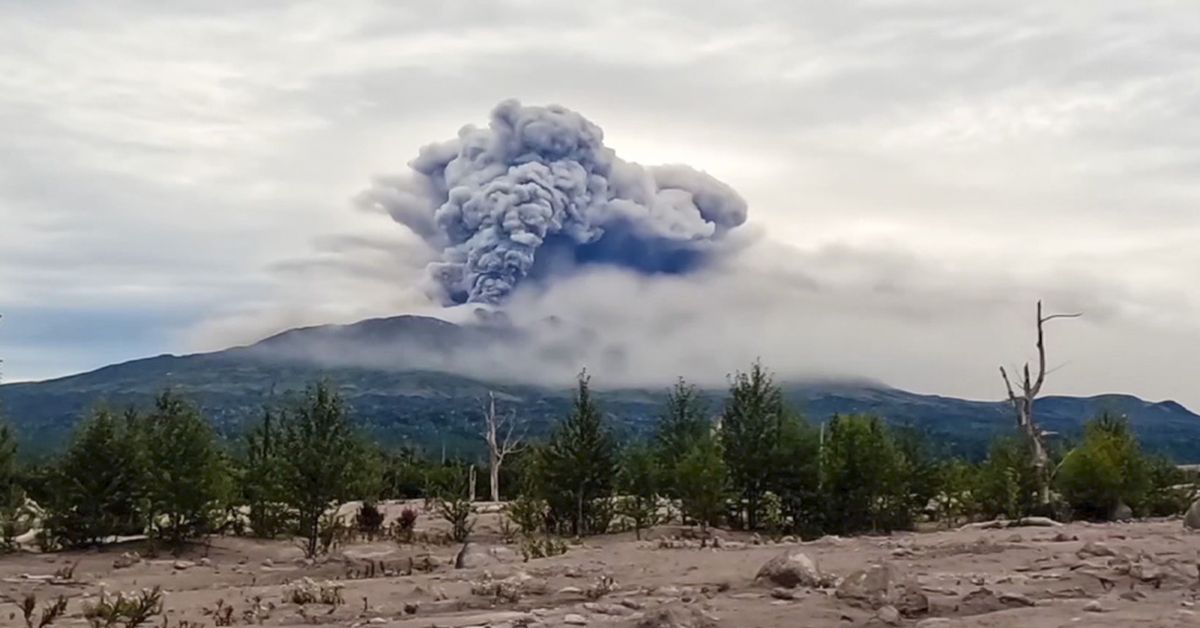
xmin=2 ymin=1 xmax=1199 ymax=406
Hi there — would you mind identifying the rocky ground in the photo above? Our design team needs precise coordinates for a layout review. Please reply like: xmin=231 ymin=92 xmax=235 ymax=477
xmin=3 ymin=504 xmax=1200 ymax=627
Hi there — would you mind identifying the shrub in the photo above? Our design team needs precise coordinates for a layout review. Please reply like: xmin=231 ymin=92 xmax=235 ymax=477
xmin=616 ymin=443 xmax=660 ymax=540
xmin=21 ymin=594 xmax=68 ymax=628
xmin=355 ymin=501 xmax=385 ymax=538
xmin=1056 ymin=413 xmax=1149 ymax=521
xmin=674 ymin=434 xmax=727 ymax=534
xmin=974 ymin=436 xmax=1040 ymax=520
xmin=82 ymin=587 xmax=163 ymax=628
xmin=436 ymin=495 xmax=475 ymax=543
xmin=506 ymin=495 xmax=546 ymax=536
xmin=388 ymin=507 xmax=418 ymax=544
xmin=1142 ymin=455 xmax=1193 ymax=517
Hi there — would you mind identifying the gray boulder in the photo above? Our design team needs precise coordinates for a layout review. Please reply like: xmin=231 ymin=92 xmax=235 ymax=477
xmin=755 ymin=549 xmax=824 ymax=588
xmin=836 ymin=561 xmax=928 ymax=616
xmin=454 ymin=542 xmax=518 ymax=569
xmin=1184 ymin=499 xmax=1200 ymax=530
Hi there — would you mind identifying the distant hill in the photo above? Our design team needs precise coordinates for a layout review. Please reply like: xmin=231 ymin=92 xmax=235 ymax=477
xmin=3 ymin=315 xmax=1199 ymax=461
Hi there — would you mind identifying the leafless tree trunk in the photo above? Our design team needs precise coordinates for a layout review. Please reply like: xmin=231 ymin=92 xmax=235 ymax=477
xmin=468 ymin=465 xmax=477 ymax=503
xmin=482 ymin=391 xmax=523 ymax=502
xmin=999 ymin=300 xmax=1081 ymax=506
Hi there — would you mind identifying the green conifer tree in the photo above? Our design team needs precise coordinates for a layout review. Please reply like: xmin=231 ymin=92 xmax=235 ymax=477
xmin=278 ymin=382 xmax=362 ymax=557
xmin=539 ymin=371 xmax=616 ymax=536
xmin=44 ymin=408 xmax=145 ymax=548
xmin=143 ymin=391 xmax=229 ymax=549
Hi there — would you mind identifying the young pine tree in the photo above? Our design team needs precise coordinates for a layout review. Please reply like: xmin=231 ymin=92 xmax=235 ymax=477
xmin=44 ymin=408 xmax=145 ymax=548
xmin=616 ymin=443 xmax=660 ymax=539
xmin=654 ymin=379 xmax=709 ymax=494
xmin=241 ymin=408 xmax=291 ymax=537
xmin=143 ymin=392 xmax=229 ymax=549
xmin=1056 ymin=412 xmax=1150 ymax=520
xmin=721 ymin=360 xmax=786 ymax=530
xmin=539 ymin=371 xmax=617 ymax=536
xmin=0 ymin=419 xmax=21 ymax=549
xmin=820 ymin=414 xmax=910 ymax=534
xmin=0 ymin=420 xmax=19 ymax=512
xmin=764 ymin=412 xmax=821 ymax=535
xmin=675 ymin=433 xmax=727 ymax=536
xmin=278 ymin=382 xmax=363 ymax=557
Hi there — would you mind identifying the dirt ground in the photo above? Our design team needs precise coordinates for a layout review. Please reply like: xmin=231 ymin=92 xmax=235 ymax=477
xmin=3 ymin=502 xmax=1200 ymax=628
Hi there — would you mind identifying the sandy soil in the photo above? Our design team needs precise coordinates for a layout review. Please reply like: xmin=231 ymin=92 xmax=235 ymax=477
xmin=3 ymin=503 xmax=1200 ymax=628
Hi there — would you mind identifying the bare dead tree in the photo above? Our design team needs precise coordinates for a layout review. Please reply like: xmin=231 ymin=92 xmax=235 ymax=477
xmin=481 ymin=391 xmax=524 ymax=502
xmin=999 ymin=300 xmax=1081 ymax=506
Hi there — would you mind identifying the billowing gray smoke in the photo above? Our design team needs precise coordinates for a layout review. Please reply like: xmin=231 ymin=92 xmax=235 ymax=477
xmin=357 ymin=99 xmax=749 ymax=304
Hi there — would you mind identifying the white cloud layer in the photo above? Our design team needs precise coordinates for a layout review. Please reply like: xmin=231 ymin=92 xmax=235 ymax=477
xmin=2 ymin=1 xmax=1199 ymax=406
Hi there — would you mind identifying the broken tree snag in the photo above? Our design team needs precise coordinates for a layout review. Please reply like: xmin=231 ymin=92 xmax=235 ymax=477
xmin=482 ymin=391 xmax=524 ymax=503
xmin=999 ymin=300 xmax=1081 ymax=507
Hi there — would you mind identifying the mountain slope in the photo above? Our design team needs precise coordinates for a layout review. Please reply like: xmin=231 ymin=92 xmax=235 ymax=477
xmin=3 ymin=315 xmax=1199 ymax=461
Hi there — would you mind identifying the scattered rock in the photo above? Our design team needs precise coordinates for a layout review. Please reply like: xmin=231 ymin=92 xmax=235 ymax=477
xmin=454 ymin=542 xmax=518 ymax=569
xmin=770 ymin=588 xmax=796 ymax=601
xmin=1185 ymin=500 xmax=1200 ymax=530
xmin=1050 ymin=532 xmax=1077 ymax=542
xmin=261 ymin=558 xmax=274 ymax=568
xmin=755 ymin=550 xmax=824 ymax=589
xmin=836 ymin=561 xmax=927 ymax=615
xmin=958 ymin=588 xmax=1007 ymax=616
xmin=113 ymin=552 xmax=141 ymax=569
xmin=173 ymin=560 xmax=194 ymax=571
xmin=1077 ymin=541 xmax=1116 ymax=558
xmin=584 ymin=602 xmax=634 ymax=616
xmin=1110 ymin=502 xmax=1134 ymax=522
xmin=1083 ymin=599 xmax=1106 ymax=613
xmin=998 ymin=592 xmax=1035 ymax=607
xmin=564 ymin=613 xmax=589 ymax=625
xmin=635 ymin=606 xmax=719 ymax=628
xmin=198 ymin=557 xmax=212 ymax=567
xmin=915 ymin=619 xmax=952 ymax=628
xmin=877 ymin=605 xmax=901 ymax=625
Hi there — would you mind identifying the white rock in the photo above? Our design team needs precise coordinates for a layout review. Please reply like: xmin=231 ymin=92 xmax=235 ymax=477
xmin=563 ymin=613 xmax=588 ymax=625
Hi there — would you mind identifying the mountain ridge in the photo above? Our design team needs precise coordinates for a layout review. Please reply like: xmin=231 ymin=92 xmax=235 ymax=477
xmin=3 ymin=315 xmax=1199 ymax=461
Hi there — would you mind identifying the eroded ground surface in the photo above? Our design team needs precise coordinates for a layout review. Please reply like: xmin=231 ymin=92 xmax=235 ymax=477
xmin=3 ymin=505 xmax=1200 ymax=627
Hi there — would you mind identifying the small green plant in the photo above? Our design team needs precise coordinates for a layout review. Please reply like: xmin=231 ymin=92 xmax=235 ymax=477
xmin=505 ymin=495 xmax=546 ymax=536
xmin=22 ymin=594 xmax=68 ymax=628
xmin=316 ymin=512 xmax=348 ymax=554
xmin=519 ymin=534 xmax=568 ymax=561
xmin=201 ymin=599 xmax=235 ymax=626
xmin=498 ymin=515 xmax=519 ymax=544
xmin=759 ymin=491 xmax=784 ymax=540
xmin=584 ymin=575 xmax=618 ymax=600
xmin=82 ymin=587 xmax=163 ymax=628
xmin=286 ymin=578 xmax=345 ymax=606
xmin=355 ymin=501 xmax=385 ymax=539
xmin=388 ymin=507 xmax=418 ymax=544
xmin=436 ymin=495 xmax=475 ymax=543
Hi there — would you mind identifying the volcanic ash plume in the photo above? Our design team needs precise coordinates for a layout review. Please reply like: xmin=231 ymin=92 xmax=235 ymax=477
xmin=357 ymin=99 xmax=749 ymax=305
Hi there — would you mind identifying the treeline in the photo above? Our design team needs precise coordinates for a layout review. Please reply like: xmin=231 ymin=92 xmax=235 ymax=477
xmin=0 ymin=362 xmax=1194 ymax=556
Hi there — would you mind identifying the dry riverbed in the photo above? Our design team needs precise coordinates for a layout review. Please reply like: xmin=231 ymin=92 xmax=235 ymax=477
xmin=3 ymin=504 xmax=1200 ymax=627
